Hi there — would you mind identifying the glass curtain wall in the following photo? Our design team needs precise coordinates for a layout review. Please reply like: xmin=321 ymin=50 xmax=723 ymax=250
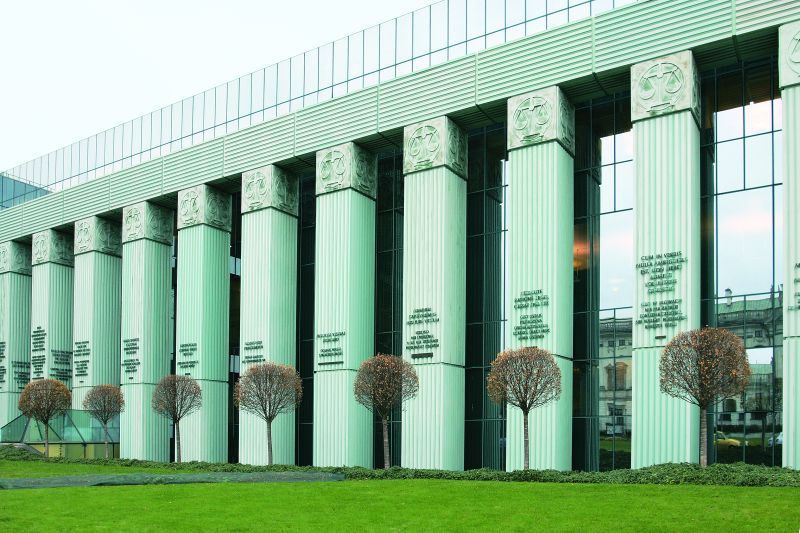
xmin=465 ymin=124 xmax=507 ymax=470
xmin=296 ymin=174 xmax=316 ymax=465
xmin=700 ymin=58 xmax=783 ymax=466
xmin=373 ymin=151 xmax=404 ymax=467
xmin=3 ymin=0 xmax=640 ymax=207
xmin=573 ymin=93 xmax=634 ymax=471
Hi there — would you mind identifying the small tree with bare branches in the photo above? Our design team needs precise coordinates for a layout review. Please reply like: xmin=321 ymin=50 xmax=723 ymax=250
xmin=18 ymin=379 xmax=71 ymax=457
xmin=152 ymin=375 xmax=202 ymax=463
xmin=487 ymin=347 xmax=561 ymax=470
xmin=660 ymin=327 xmax=750 ymax=467
xmin=235 ymin=362 xmax=303 ymax=465
xmin=354 ymin=354 xmax=419 ymax=469
xmin=83 ymin=384 xmax=125 ymax=459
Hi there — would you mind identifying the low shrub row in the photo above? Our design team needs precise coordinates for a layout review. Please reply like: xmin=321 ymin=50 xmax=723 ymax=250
xmin=1 ymin=445 xmax=798 ymax=486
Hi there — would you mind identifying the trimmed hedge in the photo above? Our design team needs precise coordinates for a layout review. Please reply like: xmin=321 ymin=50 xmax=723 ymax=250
xmin=1 ymin=445 xmax=798 ymax=486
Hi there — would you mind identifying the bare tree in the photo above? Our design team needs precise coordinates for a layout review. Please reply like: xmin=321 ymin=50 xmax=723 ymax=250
xmin=152 ymin=375 xmax=202 ymax=463
xmin=660 ymin=327 xmax=750 ymax=467
xmin=487 ymin=347 xmax=561 ymax=470
xmin=18 ymin=379 xmax=71 ymax=458
xmin=354 ymin=354 xmax=419 ymax=469
xmin=235 ymin=363 xmax=303 ymax=466
xmin=83 ymin=384 xmax=125 ymax=459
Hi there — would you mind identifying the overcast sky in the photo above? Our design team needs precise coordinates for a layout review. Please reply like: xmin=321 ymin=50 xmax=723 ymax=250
xmin=0 ymin=0 xmax=432 ymax=171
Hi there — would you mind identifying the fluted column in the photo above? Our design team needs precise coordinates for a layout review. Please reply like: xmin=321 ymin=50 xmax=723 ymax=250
xmin=238 ymin=165 xmax=298 ymax=465
xmin=176 ymin=184 xmax=231 ymax=463
xmin=505 ymin=87 xmax=575 ymax=471
xmin=30 ymin=229 xmax=74 ymax=388
xmin=119 ymin=202 xmax=174 ymax=461
xmin=313 ymin=142 xmax=375 ymax=467
xmin=780 ymin=21 xmax=800 ymax=469
xmin=71 ymin=217 xmax=122 ymax=408
xmin=630 ymin=51 xmax=701 ymax=467
xmin=0 ymin=241 xmax=32 ymax=426
xmin=400 ymin=117 xmax=466 ymax=470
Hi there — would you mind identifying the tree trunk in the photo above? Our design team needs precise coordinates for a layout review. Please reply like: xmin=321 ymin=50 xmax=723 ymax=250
xmin=266 ymin=419 xmax=273 ymax=466
xmin=523 ymin=410 xmax=530 ymax=471
xmin=700 ymin=407 xmax=708 ymax=468
xmin=382 ymin=417 xmax=390 ymax=470
xmin=176 ymin=420 xmax=182 ymax=464
xmin=103 ymin=422 xmax=110 ymax=459
xmin=44 ymin=422 xmax=49 ymax=458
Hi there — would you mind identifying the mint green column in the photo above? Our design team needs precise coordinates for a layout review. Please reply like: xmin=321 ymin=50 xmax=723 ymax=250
xmin=120 ymin=202 xmax=174 ymax=461
xmin=72 ymin=217 xmax=122 ymax=408
xmin=780 ymin=21 xmax=800 ymax=470
xmin=176 ymin=184 xmax=231 ymax=463
xmin=631 ymin=51 xmax=700 ymax=467
xmin=0 ymin=241 xmax=31 ymax=427
xmin=239 ymin=165 xmax=298 ymax=465
xmin=313 ymin=142 xmax=375 ymax=467
xmin=505 ymin=87 xmax=575 ymax=471
xmin=401 ymin=117 xmax=466 ymax=470
xmin=30 ymin=229 xmax=74 ymax=387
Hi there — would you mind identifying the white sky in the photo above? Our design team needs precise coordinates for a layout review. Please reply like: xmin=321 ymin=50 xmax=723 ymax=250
xmin=0 ymin=0 xmax=433 ymax=171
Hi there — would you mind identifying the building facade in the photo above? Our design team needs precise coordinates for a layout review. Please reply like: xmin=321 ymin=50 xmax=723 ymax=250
xmin=0 ymin=0 xmax=797 ymax=471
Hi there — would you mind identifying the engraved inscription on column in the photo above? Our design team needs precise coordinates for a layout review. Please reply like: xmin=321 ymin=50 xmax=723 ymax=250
xmin=317 ymin=331 xmax=345 ymax=365
xmin=242 ymin=340 xmax=265 ymax=364
xmin=405 ymin=307 xmax=440 ymax=357
xmin=177 ymin=342 xmax=198 ymax=374
xmin=635 ymin=250 xmax=688 ymax=336
xmin=122 ymin=338 xmax=140 ymax=380
xmin=31 ymin=326 xmax=46 ymax=379
xmin=0 ymin=341 xmax=6 ymax=388
xmin=73 ymin=340 xmax=90 ymax=382
xmin=513 ymin=290 xmax=551 ymax=342
xmin=789 ymin=262 xmax=800 ymax=311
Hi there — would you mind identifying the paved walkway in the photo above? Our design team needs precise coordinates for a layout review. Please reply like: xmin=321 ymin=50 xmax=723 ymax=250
xmin=0 ymin=471 xmax=345 ymax=489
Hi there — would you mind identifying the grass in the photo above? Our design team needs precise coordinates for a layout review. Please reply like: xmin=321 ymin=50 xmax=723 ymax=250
xmin=0 ymin=478 xmax=798 ymax=532
xmin=0 ymin=459 xmax=799 ymax=531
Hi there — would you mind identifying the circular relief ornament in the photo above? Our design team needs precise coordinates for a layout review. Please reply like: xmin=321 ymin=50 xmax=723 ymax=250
xmin=408 ymin=125 xmax=441 ymax=169
xmin=244 ymin=171 xmax=269 ymax=209
xmin=272 ymin=172 xmax=297 ymax=213
xmin=180 ymin=190 xmax=201 ymax=226
xmin=512 ymin=96 xmax=553 ymax=145
xmin=355 ymin=151 xmax=375 ymax=194
xmin=52 ymin=233 xmax=70 ymax=263
xmin=206 ymin=191 xmax=227 ymax=228
xmin=33 ymin=234 xmax=48 ymax=263
xmin=147 ymin=207 xmax=172 ymax=242
xmin=447 ymin=129 xmax=467 ymax=175
xmin=320 ymin=150 xmax=347 ymax=191
xmin=789 ymin=31 xmax=800 ymax=75
xmin=124 ymin=207 xmax=144 ymax=240
xmin=75 ymin=221 xmax=92 ymax=252
xmin=638 ymin=62 xmax=684 ymax=113
xmin=0 ymin=245 xmax=9 ymax=271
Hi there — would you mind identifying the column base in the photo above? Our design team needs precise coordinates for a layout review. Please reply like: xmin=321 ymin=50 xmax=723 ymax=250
xmin=783 ymin=337 xmax=799 ymax=469
xmin=313 ymin=369 xmax=371 ymax=467
xmin=120 ymin=383 xmax=170 ymax=462
xmin=178 ymin=380 xmax=228 ymax=463
xmin=401 ymin=364 xmax=464 ymax=471
xmin=238 ymin=410 xmax=295 ymax=465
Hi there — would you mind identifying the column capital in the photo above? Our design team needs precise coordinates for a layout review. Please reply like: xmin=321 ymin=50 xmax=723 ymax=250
xmin=0 ymin=241 xmax=31 ymax=275
xmin=74 ymin=216 xmax=121 ymax=257
xmin=315 ymin=142 xmax=376 ymax=198
xmin=780 ymin=21 xmax=800 ymax=89
xmin=631 ymin=50 xmax=699 ymax=124
xmin=31 ymin=229 xmax=73 ymax=267
xmin=507 ymin=86 xmax=575 ymax=155
xmin=122 ymin=202 xmax=174 ymax=245
xmin=241 ymin=165 xmax=298 ymax=216
xmin=177 ymin=184 xmax=232 ymax=232
xmin=403 ymin=116 xmax=468 ymax=178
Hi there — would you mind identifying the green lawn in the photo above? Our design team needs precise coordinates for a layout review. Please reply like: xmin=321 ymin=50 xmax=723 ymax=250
xmin=0 ymin=460 xmax=798 ymax=532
